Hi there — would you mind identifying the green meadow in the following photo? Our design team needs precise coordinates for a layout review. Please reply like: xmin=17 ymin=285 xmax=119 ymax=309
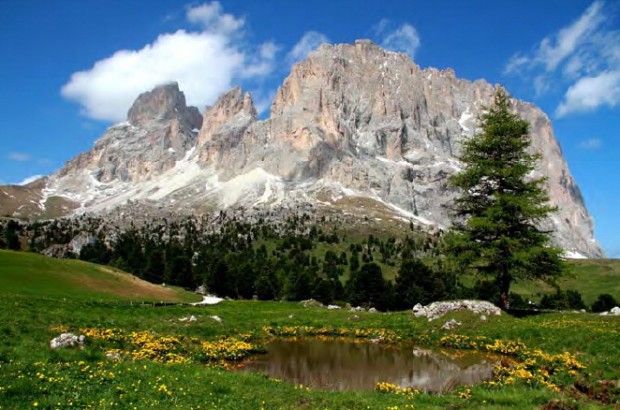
xmin=0 ymin=250 xmax=618 ymax=409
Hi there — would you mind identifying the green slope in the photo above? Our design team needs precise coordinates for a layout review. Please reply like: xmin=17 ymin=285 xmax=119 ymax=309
xmin=510 ymin=259 xmax=620 ymax=305
xmin=0 ymin=250 xmax=200 ymax=303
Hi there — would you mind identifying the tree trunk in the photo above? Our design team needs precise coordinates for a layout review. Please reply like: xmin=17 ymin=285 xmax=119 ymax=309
xmin=498 ymin=273 xmax=511 ymax=310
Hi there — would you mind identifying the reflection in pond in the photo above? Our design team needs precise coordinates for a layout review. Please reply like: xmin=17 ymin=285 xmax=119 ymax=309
xmin=238 ymin=338 xmax=497 ymax=392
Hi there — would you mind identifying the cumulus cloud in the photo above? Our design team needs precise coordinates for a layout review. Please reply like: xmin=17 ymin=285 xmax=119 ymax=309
xmin=557 ymin=70 xmax=620 ymax=116
xmin=18 ymin=175 xmax=44 ymax=185
xmin=578 ymin=137 xmax=603 ymax=150
xmin=374 ymin=19 xmax=421 ymax=58
xmin=504 ymin=1 xmax=620 ymax=117
xmin=61 ymin=2 xmax=277 ymax=122
xmin=185 ymin=1 xmax=244 ymax=35
xmin=8 ymin=152 xmax=31 ymax=162
xmin=286 ymin=31 xmax=329 ymax=64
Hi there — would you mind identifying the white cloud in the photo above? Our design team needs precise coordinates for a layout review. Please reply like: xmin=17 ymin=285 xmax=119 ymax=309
xmin=8 ymin=152 xmax=31 ymax=162
xmin=185 ymin=1 xmax=244 ymax=35
xmin=18 ymin=175 xmax=44 ymax=185
xmin=286 ymin=31 xmax=329 ymax=64
xmin=505 ymin=1 xmax=604 ymax=75
xmin=240 ymin=41 xmax=279 ymax=78
xmin=61 ymin=2 xmax=277 ymax=122
xmin=504 ymin=1 xmax=619 ymax=117
xmin=538 ymin=1 xmax=604 ymax=71
xmin=556 ymin=70 xmax=620 ymax=116
xmin=504 ymin=54 xmax=530 ymax=75
xmin=578 ymin=137 xmax=603 ymax=149
xmin=379 ymin=23 xmax=421 ymax=58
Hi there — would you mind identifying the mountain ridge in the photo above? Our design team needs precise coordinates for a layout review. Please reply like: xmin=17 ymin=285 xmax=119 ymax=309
xmin=0 ymin=40 xmax=603 ymax=258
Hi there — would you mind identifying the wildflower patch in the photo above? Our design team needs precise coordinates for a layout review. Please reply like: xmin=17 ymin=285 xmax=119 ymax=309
xmin=440 ymin=334 xmax=585 ymax=392
xmin=74 ymin=327 xmax=258 ymax=365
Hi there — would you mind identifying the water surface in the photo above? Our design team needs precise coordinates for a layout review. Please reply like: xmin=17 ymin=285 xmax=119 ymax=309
xmin=239 ymin=338 xmax=497 ymax=392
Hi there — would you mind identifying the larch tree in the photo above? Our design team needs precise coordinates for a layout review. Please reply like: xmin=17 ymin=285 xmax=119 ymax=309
xmin=447 ymin=88 xmax=563 ymax=309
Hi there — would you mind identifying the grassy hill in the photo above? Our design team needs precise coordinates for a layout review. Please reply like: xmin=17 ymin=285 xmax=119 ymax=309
xmin=511 ymin=258 xmax=620 ymax=305
xmin=0 ymin=250 xmax=200 ymax=303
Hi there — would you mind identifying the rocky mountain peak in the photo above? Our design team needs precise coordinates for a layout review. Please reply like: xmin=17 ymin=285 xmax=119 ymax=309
xmin=196 ymin=87 xmax=257 ymax=151
xmin=4 ymin=41 xmax=602 ymax=258
xmin=127 ymin=82 xmax=202 ymax=129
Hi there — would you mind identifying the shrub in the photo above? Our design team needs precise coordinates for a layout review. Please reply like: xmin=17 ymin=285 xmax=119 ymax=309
xmin=540 ymin=289 xmax=586 ymax=311
xmin=591 ymin=293 xmax=618 ymax=313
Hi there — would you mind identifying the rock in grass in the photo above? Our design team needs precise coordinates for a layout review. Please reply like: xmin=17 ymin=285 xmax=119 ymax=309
xmin=105 ymin=350 xmax=121 ymax=361
xmin=441 ymin=319 xmax=462 ymax=330
xmin=50 ymin=333 xmax=85 ymax=349
xmin=210 ymin=315 xmax=222 ymax=323
xmin=191 ymin=295 xmax=224 ymax=306
xmin=413 ymin=300 xmax=502 ymax=321
xmin=601 ymin=306 xmax=620 ymax=316
xmin=300 ymin=299 xmax=324 ymax=308
xmin=327 ymin=304 xmax=341 ymax=310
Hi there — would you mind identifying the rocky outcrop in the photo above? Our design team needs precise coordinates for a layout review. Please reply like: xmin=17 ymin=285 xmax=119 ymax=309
xmin=50 ymin=333 xmax=85 ymax=349
xmin=413 ymin=300 xmax=502 ymax=321
xmin=127 ymin=82 xmax=202 ymax=128
xmin=0 ymin=41 xmax=603 ymax=257
xmin=55 ymin=82 xmax=201 ymax=184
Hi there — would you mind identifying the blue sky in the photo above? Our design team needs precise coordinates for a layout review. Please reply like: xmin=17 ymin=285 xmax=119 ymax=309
xmin=0 ymin=0 xmax=618 ymax=256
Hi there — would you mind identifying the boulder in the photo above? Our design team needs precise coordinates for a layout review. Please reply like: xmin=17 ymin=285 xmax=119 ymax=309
xmin=69 ymin=233 xmax=96 ymax=255
xmin=441 ymin=319 xmax=462 ymax=330
xmin=413 ymin=300 xmax=502 ymax=321
xmin=50 ymin=333 xmax=85 ymax=349
xmin=300 ymin=299 xmax=323 ymax=308
xmin=191 ymin=295 xmax=223 ymax=306
xmin=327 ymin=304 xmax=341 ymax=310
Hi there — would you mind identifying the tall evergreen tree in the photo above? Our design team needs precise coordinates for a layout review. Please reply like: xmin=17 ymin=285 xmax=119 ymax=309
xmin=447 ymin=88 xmax=563 ymax=309
xmin=4 ymin=220 xmax=21 ymax=250
xmin=346 ymin=262 xmax=386 ymax=309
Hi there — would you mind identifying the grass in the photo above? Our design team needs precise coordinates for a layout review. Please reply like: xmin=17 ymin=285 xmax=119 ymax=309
xmin=511 ymin=259 xmax=620 ymax=305
xmin=0 ymin=250 xmax=200 ymax=303
xmin=0 ymin=251 xmax=618 ymax=409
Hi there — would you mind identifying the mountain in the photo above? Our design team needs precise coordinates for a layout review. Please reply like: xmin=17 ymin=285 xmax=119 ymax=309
xmin=0 ymin=40 xmax=603 ymax=257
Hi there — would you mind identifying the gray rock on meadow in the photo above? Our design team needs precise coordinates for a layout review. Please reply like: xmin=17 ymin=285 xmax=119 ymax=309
xmin=441 ymin=319 xmax=462 ymax=330
xmin=50 ymin=333 xmax=85 ymax=349
xmin=413 ymin=300 xmax=502 ymax=321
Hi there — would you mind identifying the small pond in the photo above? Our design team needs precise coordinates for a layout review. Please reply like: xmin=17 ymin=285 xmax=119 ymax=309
xmin=238 ymin=338 xmax=498 ymax=392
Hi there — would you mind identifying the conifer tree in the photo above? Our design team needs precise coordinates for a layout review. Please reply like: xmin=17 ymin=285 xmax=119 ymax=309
xmin=447 ymin=88 xmax=563 ymax=309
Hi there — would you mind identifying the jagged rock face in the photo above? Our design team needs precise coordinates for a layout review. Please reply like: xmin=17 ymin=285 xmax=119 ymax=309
xmin=128 ymin=82 xmax=202 ymax=128
xmin=1 ymin=41 xmax=602 ymax=257
xmin=196 ymin=87 xmax=257 ymax=166
xmin=196 ymin=40 xmax=600 ymax=256
xmin=57 ymin=82 xmax=202 ymax=184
